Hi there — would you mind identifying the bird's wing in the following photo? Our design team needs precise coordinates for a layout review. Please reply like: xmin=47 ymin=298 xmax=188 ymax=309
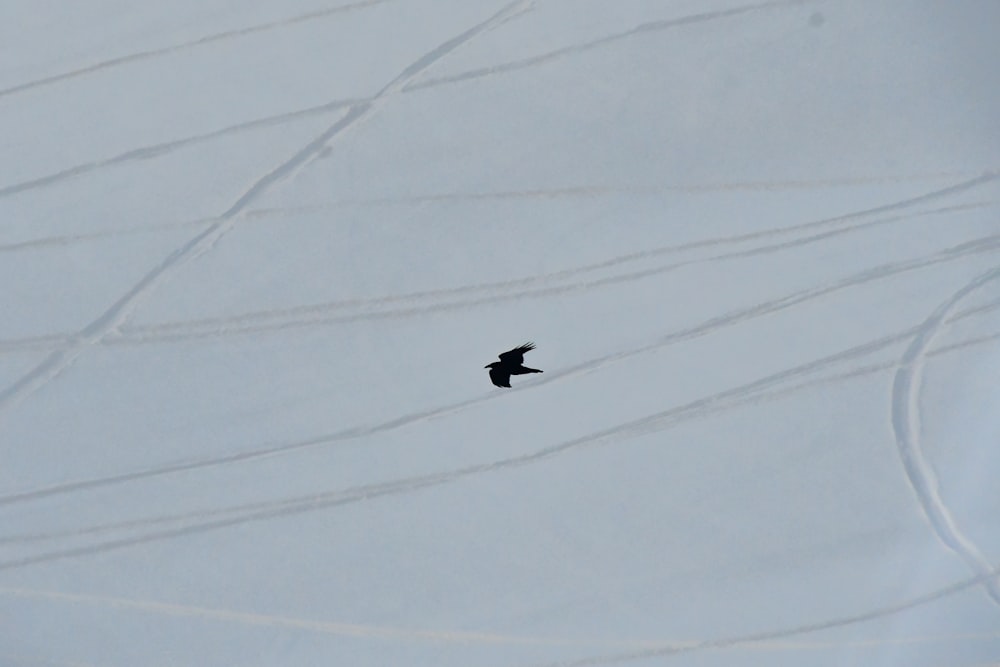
xmin=498 ymin=342 xmax=535 ymax=365
xmin=489 ymin=366 xmax=511 ymax=388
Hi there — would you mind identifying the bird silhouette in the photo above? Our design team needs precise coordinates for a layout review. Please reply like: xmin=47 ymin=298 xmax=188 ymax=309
xmin=485 ymin=342 xmax=543 ymax=387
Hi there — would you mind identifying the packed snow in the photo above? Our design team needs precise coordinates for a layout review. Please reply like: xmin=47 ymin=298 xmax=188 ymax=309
xmin=1 ymin=1 xmax=999 ymax=665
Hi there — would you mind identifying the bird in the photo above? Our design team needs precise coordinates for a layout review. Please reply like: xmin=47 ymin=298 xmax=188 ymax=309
xmin=485 ymin=342 xmax=543 ymax=388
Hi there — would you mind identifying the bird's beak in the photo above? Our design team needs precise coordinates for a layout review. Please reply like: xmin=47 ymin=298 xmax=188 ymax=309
xmin=484 ymin=365 xmax=490 ymax=368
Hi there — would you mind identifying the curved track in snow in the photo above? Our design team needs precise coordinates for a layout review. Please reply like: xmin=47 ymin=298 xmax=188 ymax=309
xmin=890 ymin=266 xmax=1000 ymax=605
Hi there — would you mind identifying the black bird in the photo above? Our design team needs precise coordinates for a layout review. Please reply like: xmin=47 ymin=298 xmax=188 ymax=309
xmin=485 ymin=342 xmax=543 ymax=388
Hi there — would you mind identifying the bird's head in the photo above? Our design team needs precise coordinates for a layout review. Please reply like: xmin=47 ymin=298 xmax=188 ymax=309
xmin=485 ymin=362 xmax=500 ymax=369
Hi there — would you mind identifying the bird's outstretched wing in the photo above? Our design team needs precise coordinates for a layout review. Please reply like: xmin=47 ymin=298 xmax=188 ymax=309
xmin=498 ymin=342 xmax=535 ymax=365
xmin=488 ymin=366 xmax=512 ymax=388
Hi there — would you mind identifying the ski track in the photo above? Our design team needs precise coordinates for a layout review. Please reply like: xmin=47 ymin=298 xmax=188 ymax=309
xmin=107 ymin=200 xmax=994 ymax=345
xmin=205 ymin=170 xmax=1000 ymax=307
xmin=1 ymin=256 xmax=998 ymax=513
xmin=890 ymin=266 xmax=1000 ymax=606
xmin=4 ymin=309 xmax=999 ymax=558
xmin=0 ymin=0 xmax=820 ymax=202
xmin=0 ymin=207 xmax=981 ymax=357
xmin=948 ymin=295 xmax=1000 ymax=323
xmin=1 ymin=528 xmax=998 ymax=667
xmin=0 ymin=0 xmax=945 ymax=208
xmin=242 ymin=171 xmax=975 ymax=215
xmin=0 ymin=346 xmax=917 ymax=546
xmin=4 ymin=2 xmax=998 ymax=662
xmin=0 ymin=0 xmax=531 ymax=206
xmin=0 ymin=183 xmax=1000 ymax=354
xmin=0 ymin=0 xmax=392 ymax=101
xmin=0 ymin=657 xmax=98 ymax=667
xmin=0 ymin=99 xmax=360 ymax=200
xmin=535 ymin=565 xmax=1000 ymax=667
xmin=0 ymin=587 xmax=996 ymax=656
xmin=0 ymin=333 xmax=75 ymax=355
xmin=4 ymin=320 xmax=1000 ymax=565
xmin=405 ymin=0 xmax=812 ymax=92
xmin=0 ymin=175 xmax=994 ymax=357
xmin=0 ymin=0 xmax=806 ymax=204
xmin=0 ymin=586 xmax=669 ymax=651
xmin=0 ymin=219 xmax=214 ymax=257
xmin=0 ymin=326 xmax=913 ymax=532
xmin=0 ymin=0 xmax=535 ymax=418
xmin=1 ymin=174 xmax=977 ymax=257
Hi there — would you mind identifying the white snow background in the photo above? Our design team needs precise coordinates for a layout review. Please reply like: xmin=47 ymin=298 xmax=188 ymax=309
xmin=1 ymin=1 xmax=999 ymax=665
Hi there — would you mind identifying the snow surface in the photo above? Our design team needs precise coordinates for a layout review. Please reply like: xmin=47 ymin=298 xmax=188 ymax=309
xmin=2 ymin=1 xmax=999 ymax=665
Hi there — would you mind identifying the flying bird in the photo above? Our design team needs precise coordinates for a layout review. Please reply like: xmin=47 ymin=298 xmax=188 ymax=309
xmin=485 ymin=342 xmax=543 ymax=388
